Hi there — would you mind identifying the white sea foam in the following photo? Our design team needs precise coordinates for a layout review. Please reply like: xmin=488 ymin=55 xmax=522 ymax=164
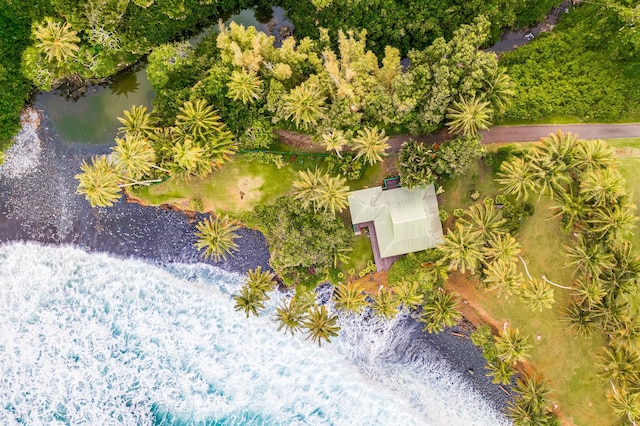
xmin=0 ymin=242 xmax=508 ymax=425
xmin=0 ymin=108 xmax=42 ymax=179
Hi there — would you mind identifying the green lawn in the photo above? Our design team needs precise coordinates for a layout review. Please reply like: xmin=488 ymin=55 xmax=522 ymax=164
xmin=340 ymin=234 xmax=374 ymax=275
xmin=601 ymin=138 xmax=640 ymax=249
xmin=442 ymin=153 xmax=617 ymax=426
xmin=131 ymin=149 xmax=388 ymax=217
xmin=439 ymin=157 xmax=501 ymax=214
xmin=131 ymin=156 xmax=319 ymax=217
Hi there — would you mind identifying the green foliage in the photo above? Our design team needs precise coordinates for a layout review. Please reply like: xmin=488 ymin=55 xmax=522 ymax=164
xmin=398 ymin=140 xmax=437 ymax=189
xmin=243 ymin=152 xmax=286 ymax=169
xmin=501 ymin=4 xmax=640 ymax=122
xmin=194 ymin=214 xmax=241 ymax=261
xmin=434 ymin=136 xmax=485 ymax=179
xmin=324 ymin=153 xmax=365 ymax=181
xmin=502 ymin=199 xmax=534 ymax=233
xmin=387 ymin=249 xmax=444 ymax=286
xmin=251 ymin=196 xmax=352 ymax=279
xmin=280 ymin=0 xmax=558 ymax=57
xmin=470 ymin=324 xmax=499 ymax=363
xmin=485 ymin=145 xmax=524 ymax=174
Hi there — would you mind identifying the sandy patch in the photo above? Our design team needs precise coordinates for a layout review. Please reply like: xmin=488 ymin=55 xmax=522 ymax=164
xmin=228 ymin=175 xmax=264 ymax=211
xmin=615 ymin=147 xmax=640 ymax=157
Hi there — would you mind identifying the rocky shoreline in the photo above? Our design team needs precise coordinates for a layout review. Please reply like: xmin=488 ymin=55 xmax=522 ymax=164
xmin=0 ymin=105 xmax=512 ymax=416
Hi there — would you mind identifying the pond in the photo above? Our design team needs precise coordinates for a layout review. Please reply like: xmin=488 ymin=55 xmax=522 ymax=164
xmin=37 ymin=6 xmax=293 ymax=146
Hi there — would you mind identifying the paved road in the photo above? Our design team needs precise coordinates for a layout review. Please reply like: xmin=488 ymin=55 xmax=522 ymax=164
xmin=480 ymin=123 xmax=640 ymax=143
xmin=385 ymin=123 xmax=640 ymax=153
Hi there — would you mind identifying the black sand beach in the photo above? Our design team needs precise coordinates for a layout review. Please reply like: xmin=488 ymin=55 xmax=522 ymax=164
xmin=0 ymin=103 xmax=513 ymax=415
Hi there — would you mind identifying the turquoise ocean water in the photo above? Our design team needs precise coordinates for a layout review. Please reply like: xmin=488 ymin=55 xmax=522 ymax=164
xmin=0 ymin=242 xmax=507 ymax=425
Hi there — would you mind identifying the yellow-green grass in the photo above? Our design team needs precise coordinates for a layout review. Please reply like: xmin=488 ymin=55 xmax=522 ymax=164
xmin=132 ymin=152 xmax=386 ymax=217
xmin=496 ymin=115 xmax=585 ymax=126
xmin=439 ymin=157 xmax=501 ymax=214
xmin=515 ymin=200 xmax=613 ymax=425
xmin=609 ymin=138 xmax=640 ymax=250
xmin=340 ymin=234 xmax=374 ymax=276
xmin=442 ymin=156 xmax=616 ymax=425
xmin=131 ymin=156 xmax=321 ymax=216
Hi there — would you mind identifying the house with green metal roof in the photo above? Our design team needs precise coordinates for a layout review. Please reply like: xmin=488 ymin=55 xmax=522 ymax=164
xmin=348 ymin=184 xmax=444 ymax=271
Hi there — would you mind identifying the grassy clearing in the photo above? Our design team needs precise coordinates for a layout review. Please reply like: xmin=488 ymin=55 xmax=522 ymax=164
xmin=442 ymin=153 xmax=616 ymax=425
xmin=340 ymin=234 xmax=374 ymax=275
xmin=132 ymin=149 xmax=388 ymax=217
xmin=609 ymin=138 xmax=640 ymax=250
xmin=497 ymin=115 xmax=585 ymax=126
xmin=439 ymin=157 xmax=501 ymax=214
xmin=131 ymin=155 xmax=323 ymax=217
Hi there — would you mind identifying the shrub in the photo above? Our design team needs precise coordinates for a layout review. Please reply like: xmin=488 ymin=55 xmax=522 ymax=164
xmin=438 ymin=209 xmax=449 ymax=222
xmin=484 ymin=144 xmax=524 ymax=174
xmin=453 ymin=208 xmax=465 ymax=218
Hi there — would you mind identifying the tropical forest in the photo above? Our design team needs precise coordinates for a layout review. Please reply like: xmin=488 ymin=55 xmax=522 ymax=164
xmin=2 ymin=0 xmax=640 ymax=425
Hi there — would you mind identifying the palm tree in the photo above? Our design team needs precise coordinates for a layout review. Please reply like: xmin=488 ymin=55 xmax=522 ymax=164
xmin=421 ymin=259 xmax=449 ymax=286
xmin=538 ymin=130 xmax=578 ymax=170
xmin=292 ymin=168 xmax=322 ymax=211
xmin=483 ymin=260 xmax=524 ymax=299
xmin=580 ymin=168 xmax=627 ymax=208
xmin=608 ymin=384 xmax=640 ymax=425
xmin=233 ymin=285 xmax=266 ymax=318
xmin=34 ymin=18 xmax=80 ymax=63
xmin=194 ymin=215 xmax=241 ymax=261
xmin=171 ymin=139 xmax=213 ymax=178
xmin=459 ymin=201 xmax=507 ymax=242
xmin=520 ymin=278 xmax=555 ymax=311
xmin=587 ymin=204 xmax=637 ymax=243
xmin=274 ymin=297 xmax=307 ymax=336
xmin=529 ymin=151 xmax=570 ymax=200
xmin=117 ymin=105 xmax=156 ymax=138
xmin=573 ymin=276 xmax=606 ymax=309
xmin=391 ymin=279 xmax=424 ymax=312
xmin=227 ymin=69 xmax=263 ymax=104
xmin=370 ymin=288 xmax=401 ymax=320
xmin=332 ymin=281 xmax=368 ymax=315
xmin=245 ymin=266 xmax=276 ymax=296
xmin=482 ymin=232 xmax=521 ymax=265
xmin=485 ymin=360 xmax=516 ymax=385
xmin=315 ymin=174 xmax=350 ymax=216
xmin=563 ymin=299 xmax=599 ymax=337
xmin=597 ymin=344 xmax=640 ymax=387
xmin=75 ymin=155 xmax=122 ymax=207
xmin=563 ymin=236 xmax=615 ymax=279
xmin=550 ymin=190 xmax=591 ymax=233
xmin=509 ymin=373 xmax=553 ymax=421
xmin=419 ymin=289 xmax=461 ymax=334
xmin=484 ymin=68 xmax=515 ymax=115
xmin=111 ymin=134 xmax=157 ymax=180
xmin=351 ymin=127 xmax=390 ymax=166
xmin=281 ymin=82 xmax=326 ymax=129
xmin=175 ymin=99 xmax=225 ymax=143
xmin=445 ymin=94 xmax=492 ymax=137
xmin=611 ymin=313 xmax=640 ymax=350
xmin=320 ymin=129 xmax=348 ymax=157
xmin=439 ymin=223 xmax=484 ymax=274
xmin=302 ymin=304 xmax=340 ymax=346
xmin=573 ymin=138 xmax=617 ymax=172
xmin=496 ymin=156 xmax=536 ymax=201
xmin=495 ymin=325 xmax=533 ymax=365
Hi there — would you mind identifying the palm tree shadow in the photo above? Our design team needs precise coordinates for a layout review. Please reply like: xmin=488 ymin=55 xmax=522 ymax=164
xmin=110 ymin=72 xmax=140 ymax=97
